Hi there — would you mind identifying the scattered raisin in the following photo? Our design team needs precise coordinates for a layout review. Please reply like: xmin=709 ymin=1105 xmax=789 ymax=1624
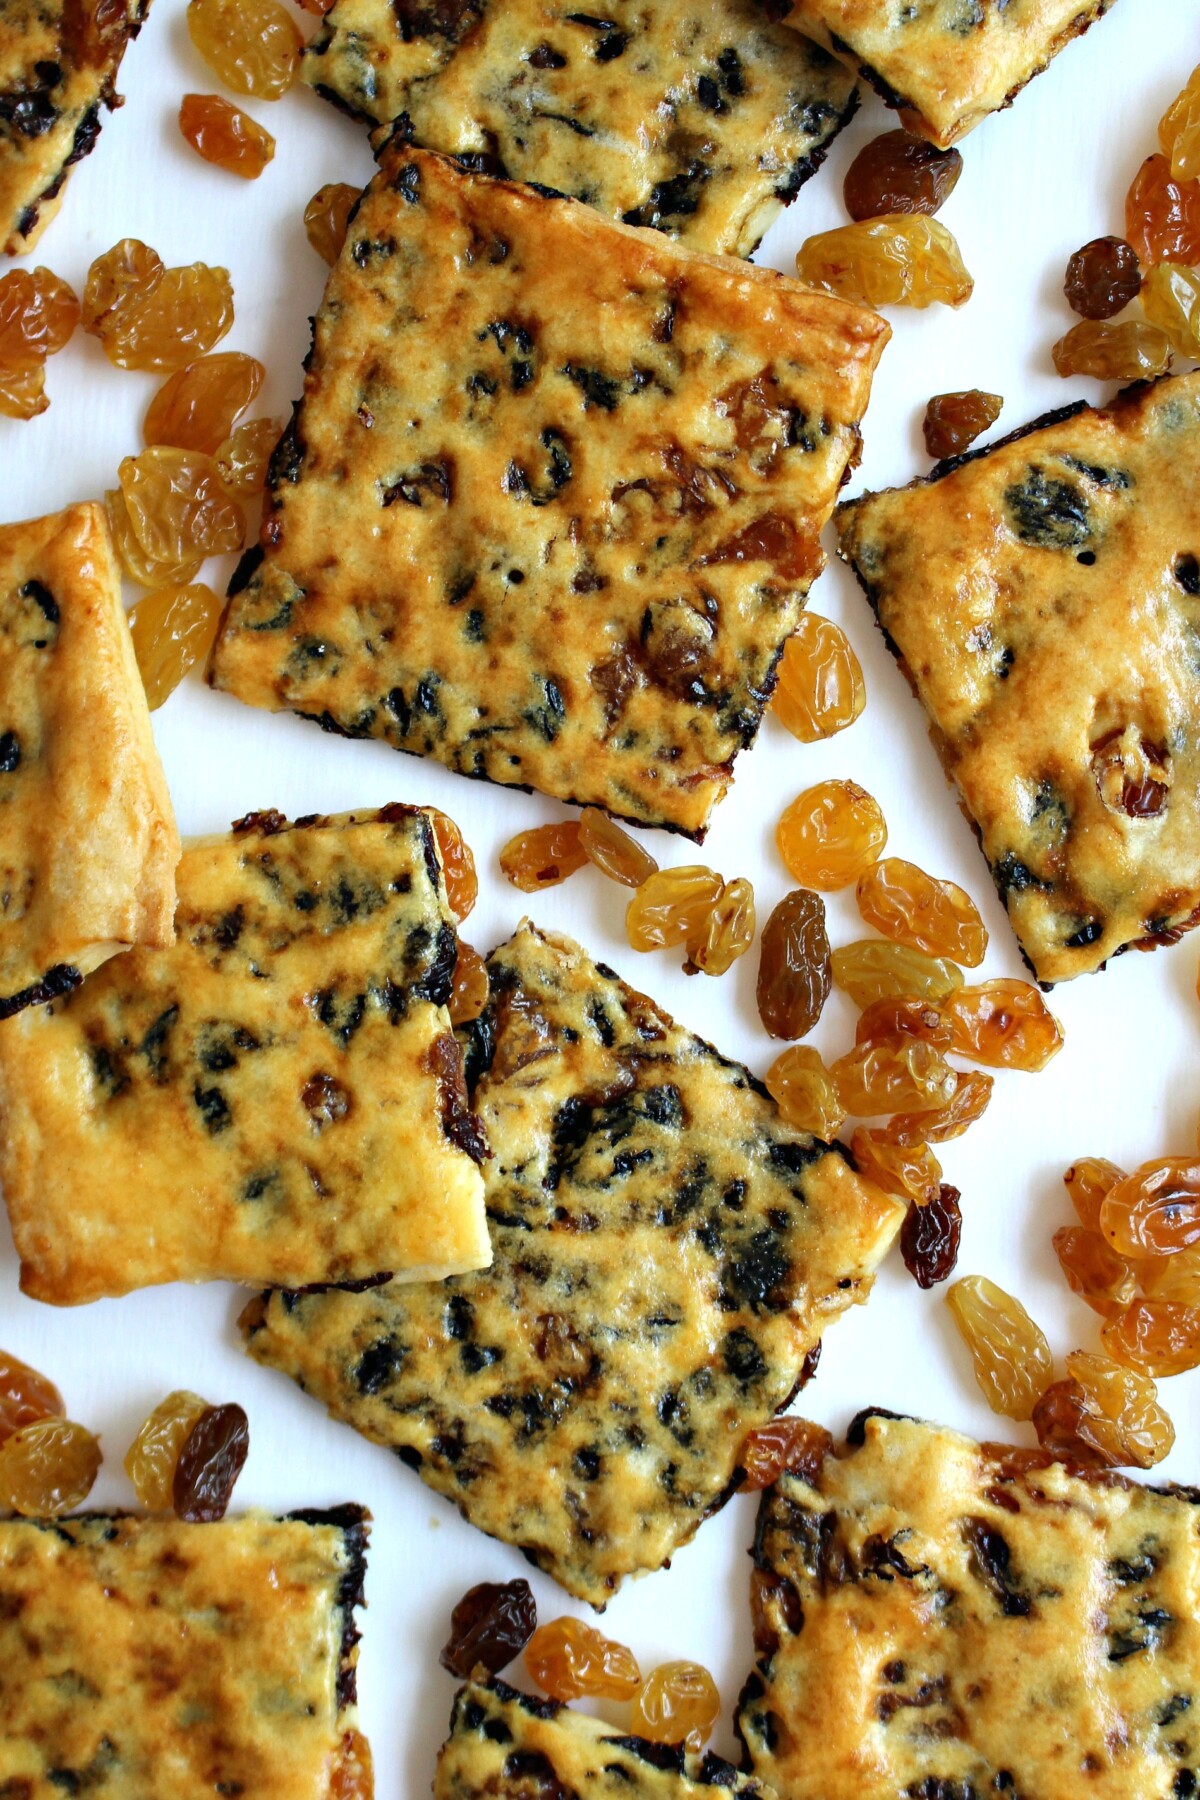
xmin=144 ymin=352 xmax=264 ymax=455
xmin=500 ymin=821 xmax=588 ymax=893
xmin=216 ymin=416 xmax=282 ymax=495
xmin=128 ymin=582 xmax=224 ymax=710
xmin=829 ymin=1040 xmax=957 ymax=1118
xmin=1052 ymin=1226 xmax=1140 ymax=1318
xmin=756 ymin=889 xmax=831 ymax=1039
xmin=943 ymin=980 xmax=1063 ymax=1071
xmin=946 ymin=1275 xmax=1053 ymax=1419
xmin=796 ymin=216 xmax=973 ymax=309
xmin=1144 ymin=1246 xmax=1200 ymax=1306
xmin=179 ymin=93 xmax=275 ymax=177
xmin=440 ymin=1579 xmax=537 ymax=1678
xmin=765 ymin=1045 xmax=845 ymax=1139
xmin=1125 ymin=154 xmax=1200 ymax=266
xmin=1141 ymin=262 xmax=1200 ymax=359
xmin=1100 ymin=1158 xmax=1200 ymax=1256
xmin=1063 ymin=237 xmax=1142 ymax=319
xmin=900 ymin=1184 xmax=962 ymax=1288
xmin=304 ymin=182 xmax=360 ymax=264
xmin=855 ymin=996 xmax=952 ymax=1053
xmin=831 ymin=939 xmax=963 ymax=1009
xmin=125 ymin=1390 xmax=209 ymax=1510
xmin=430 ymin=810 xmax=478 ymax=920
xmin=186 ymin=0 xmax=302 ymax=99
xmin=578 ymin=806 xmax=658 ymax=888
xmin=843 ymin=130 xmax=962 ymax=221
xmin=684 ymin=876 xmax=755 ymax=976
xmin=0 ymin=1351 xmax=64 ymax=1444
xmin=1033 ymin=1351 xmax=1174 ymax=1470
xmin=83 ymin=241 xmax=234 ymax=373
xmin=850 ymin=1128 xmax=942 ymax=1208
xmin=883 ymin=1069 xmax=992 ymax=1146
xmin=525 ymin=1618 xmax=641 ymax=1701
xmin=1102 ymin=1299 xmax=1200 ymax=1377
xmin=1052 ymin=319 xmax=1172 ymax=380
xmin=1160 ymin=64 xmax=1200 ymax=182
xmin=0 ymin=1418 xmax=101 ymax=1515
xmin=626 ymin=865 xmax=723 ymax=950
xmin=1064 ymin=1157 xmax=1126 ymax=1232
xmin=105 ymin=487 xmax=202 ymax=590
xmin=119 ymin=447 xmax=246 ymax=564
xmin=777 ymin=780 xmax=886 ymax=891
xmin=0 ymin=268 xmax=79 ymax=419
xmin=855 ymin=857 xmax=986 ymax=966
xmin=771 ymin=613 xmax=865 ymax=743
xmin=923 ymin=390 xmax=1003 ymax=459
xmin=631 ymin=1663 xmax=719 ymax=1754
xmin=172 ymin=1402 xmax=249 ymax=1522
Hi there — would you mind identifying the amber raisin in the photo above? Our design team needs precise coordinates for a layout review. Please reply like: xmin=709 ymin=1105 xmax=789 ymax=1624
xmin=851 ymin=1128 xmax=942 ymax=1208
xmin=84 ymin=244 xmax=234 ymax=374
xmin=525 ymin=1618 xmax=641 ymax=1701
xmin=0 ymin=266 xmax=79 ymax=363
xmin=578 ymin=806 xmax=658 ymax=888
xmin=1102 ymin=1299 xmax=1200 ymax=1377
xmin=756 ymin=889 xmax=831 ymax=1039
xmin=105 ymin=488 xmax=203 ymax=591
xmin=843 ymin=130 xmax=962 ymax=221
xmin=631 ymin=1663 xmax=719 ymax=1754
xmin=304 ymin=182 xmax=360 ymax=264
xmin=771 ymin=614 xmax=866 ymax=743
xmin=765 ymin=1045 xmax=845 ymax=1139
xmin=684 ymin=877 xmax=755 ymax=977
xmin=627 ymin=865 xmax=723 ymax=950
xmin=1161 ymin=64 xmax=1200 ymax=182
xmin=1032 ymin=1352 xmax=1174 ymax=1471
xmin=1144 ymin=1247 xmax=1200 ymax=1306
xmin=1099 ymin=1158 xmax=1200 ymax=1257
xmin=1063 ymin=237 xmax=1142 ymax=319
xmin=216 ymin=416 xmax=281 ymax=496
xmin=144 ymin=352 xmax=264 ymax=454
xmin=0 ymin=1352 xmax=64 ymax=1444
xmin=900 ymin=1185 xmax=962 ymax=1289
xmin=855 ymin=857 xmax=986 ymax=966
xmin=128 ymin=583 xmax=223 ymax=710
xmin=1052 ymin=319 xmax=1172 ymax=381
xmin=179 ymin=93 xmax=275 ymax=177
xmin=829 ymin=1040 xmax=956 ymax=1118
xmin=922 ymin=390 xmax=1003 ymax=459
xmin=943 ymin=980 xmax=1063 ymax=1072
xmin=330 ymin=1732 xmax=375 ymax=1800
xmin=440 ymin=1579 xmax=537 ymax=1678
xmin=120 ymin=448 xmax=245 ymax=565
xmin=449 ymin=942 xmax=489 ymax=1026
xmin=1052 ymin=1226 xmax=1140 ymax=1318
xmin=738 ymin=1415 xmax=832 ymax=1491
xmin=855 ymin=996 xmax=951 ymax=1053
xmin=1126 ymin=154 xmax=1200 ymax=266
xmin=172 ymin=1403 xmax=249 ymax=1522
xmin=187 ymin=0 xmax=302 ymax=99
xmin=796 ymin=216 xmax=973 ymax=309
xmin=125 ymin=1390 xmax=209 ymax=1510
xmin=500 ymin=821 xmax=587 ymax=893
xmin=883 ymin=1069 xmax=992 ymax=1146
xmin=82 ymin=238 xmax=164 ymax=336
xmin=0 ymin=1418 xmax=101 ymax=1515
xmin=831 ymin=939 xmax=963 ymax=1009
xmin=777 ymin=780 xmax=886 ymax=890
xmin=946 ymin=1276 xmax=1053 ymax=1420
xmin=1142 ymin=262 xmax=1200 ymax=359
xmin=1064 ymin=1157 xmax=1126 ymax=1233
xmin=430 ymin=810 xmax=477 ymax=921
xmin=0 ymin=361 xmax=46 ymax=421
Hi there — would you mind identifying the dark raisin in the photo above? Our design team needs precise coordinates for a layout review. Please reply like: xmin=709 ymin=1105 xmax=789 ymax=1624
xmin=1063 ymin=237 xmax=1142 ymax=319
xmin=843 ymin=130 xmax=962 ymax=220
xmin=899 ymin=1185 xmax=962 ymax=1289
xmin=439 ymin=1579 xmax=537 ymax=1678
xmin=173 ymin=1403 xmax=250 ymax=1522
xmin=1175 ymin=554 xmax=1200 ymax=596
xmin=756 ymin=889 xmax=831 ymax=1040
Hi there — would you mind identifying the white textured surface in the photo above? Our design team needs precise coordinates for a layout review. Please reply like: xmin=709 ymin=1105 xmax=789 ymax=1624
xmin=2 ymin=0 xmax=1199 ymax=1786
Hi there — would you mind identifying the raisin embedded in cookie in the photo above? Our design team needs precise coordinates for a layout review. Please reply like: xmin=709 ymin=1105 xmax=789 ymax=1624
xmin=0 ymin=805 xmax=491 ymax=1305
xmin=210 ymin=145 xmax=889 ymax=841
xmin=836 ymin=373 xmax=1200 ymax=985
xmin=0 ymin=1507 xmax=371 ymax=1791
xmin=784 ymin=0 xmax=1118 ymax=148
xmin=739 ymin=1408 xmax=1200 ymax=1799
xmin=302 ymin=0 xmax=858 ymax=258
xmin=0 ymin=1 xmax=152 ymax=257
xmin=0 ymin=500 xmax=178 ymax=1019
xmin=240 ymin=921 xmax=903 ymax=1608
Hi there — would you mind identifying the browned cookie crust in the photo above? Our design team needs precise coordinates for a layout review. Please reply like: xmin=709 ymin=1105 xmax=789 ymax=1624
xmin=210 ymin=144 xmax=888 ymax=839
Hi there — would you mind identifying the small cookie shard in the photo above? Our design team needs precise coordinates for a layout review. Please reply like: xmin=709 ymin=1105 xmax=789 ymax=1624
xmin=0 ymin=1506 xmax=371 ymax=1795
xmin=0 ymin=1 xmax=152 ymax=257
xmin=0 ymin=805 xmax=490 ymax=1305
xmin=784 ymin=0 xmax=1117 ymax=147
xmin=438 ymin=1678 xmax=776 ymax=1798
xmin=739 ymin=1410 xmax=1200 ymax=1800
xmin=0 ymin=501 xmax=178 ymax=1018
xmin=210 ymin=146 xmax=889 ymax=840
xmin=241 ymin=922 xmax=903 ymax=1607
xmin=837 ymin=374 xmax=1200 ymax=985
xmin=303 ymin=0 xmax=858 ymax=258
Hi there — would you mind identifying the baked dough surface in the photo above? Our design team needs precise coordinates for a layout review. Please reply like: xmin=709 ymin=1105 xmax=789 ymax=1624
xmin=739 ymin=1410 xmax=1200 ymax=1800
xmin=0 ymin=1 xmax=151 ymax=256
xmin=836 ymin=374 xmax=1200 ymax=985
xmin=784 ymin=0 xmax=1117 ymax=146
xmin=0 ymin=805 xmax=490 ymax=1303
xmin=0 ymin=501 xmax=177 ymax=1015
xmin=241 ymin=921 xmax=902 ymax=1607
xmin=210 ymin=145 xmax=889 ymax=840
xmin=303 ymin=0 xmax=858 ymax=258
xmin=0 ymin=1507 xmax=370 ymax=1798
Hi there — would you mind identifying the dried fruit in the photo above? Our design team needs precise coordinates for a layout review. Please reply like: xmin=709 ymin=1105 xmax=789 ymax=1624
xmin=1063 ymin=236 xmax=1142 ymax=319
xmin=449 ymin=942 xmax=489 ymax=1026
xmin=83 ymin=241 xmax=234 ymax=373
xmin=1160 ymin=64 xmax=1200 ymax=182
xmin=144 ymin=352 xmax=264 ymax=454
xmin=829 ymin=1040 xmax=956 ymax=1117
xmin=0 ymin=266 xmax=79 ymax=362
xmin=765 ymin=1045 xmax=845 ymax=1139
xmin=855 ymin=857 xmax=986 ymax=966
xmin=776 ymin=780 xmax=886 ymax=890
xmin=831 ymin=939 xmax=963 ymax=1009
xmin=631 ymin=1663 xmax=719 ymax=1754
xmin=173 ymin=1402 xmax=249 ymax=1522
xmin=850 ymin=1128 xmax=942 ymax=1208
xmin=0 ymin=1418 xmax=101 ymax=1515
xmin=626 ymin=865 xmax=723 ymax=950
xmin=796 ymin=216 xmax=973 ymax=309
xmin=771 ymin=613 xmax=865 ymax=743
xmin=216 ymin=416 xmax=282 ymax=495
xmin=500 ymin=821 xmax=588 ymax=893
xmin=330 ymin=1732 xmax=375 ymax=1800
xmin=0 ymin=1352 xmax=64 ymax=1445
xmin=578 ymin=806 xmax=658 ymax=888
xmin=684 ymin=876 xmax=755 ymax=976
xmin=430 ymin=811 xmax=478 ymax=921
xmin=1100 ymin=1159 xmax=1200 ymax=1257
xmin=1090 ymin=724 xmax=1170 ymax=818
xmin=187 ymin=0 xmax=302 ymax=99
xmin=1141 ymin=262 xmax=1200 ymax=359
xmin=1144 ymin=1247 xmax=1200 ymax=1306
xmin=1126 ymin=154 xmax=1200 ymax=267
xmin=1052 ymin=1226 xmax=1140 ymax=1318
xmin=179 ymin=93 xmax=275 ymax=177
xmin=738 ymin=1415 xmax=831 ymax=1490
xmin=855 ymin=996 xmax=952 ymax=1053
xmin=440 ymin=1579 xmax=537 ymax=1678
xmin=1064 ymin=1157 xmax=1126 ymax=1233
xmin=1051 ymin=319 xmax=1172 ymax=381
xmin=0 ymin=362 xmax=46 ymax=422
xmin=105 ymin=488 xmax=203 ymax=590
xmin=756 ymin=889 xmax=831 ymax=1039
xmin=304 ymin=182 xmax=360 ymax=264
xmin=125 ymin=1389 xmax=209 ymax=1510
xmin=127 ymin=583 xmax=224 ymax=710
xmin=945 ymin=1275 xmax=1053 ymax=1420
xmin=900 ymin=1184 xmax=962 ymax=1288
xmin=943 ymin=980 xmax=1063 ymax=1072
xmin=118 ymin=448 xmax=246 ymax=566
xmin=1032 ymin=1352 xmax=1174 ymax=1470
xmin=1102 ymin=1300 xmax=1200 ymax=1377
xmin=82 ymin=238 xmax=164 ymax=334
xmin=882 ymin=1069 xmax=993 ymax=1146
xmin=923 ymin=390 xmax=1003 ymax=459
xmin=525 ymin=1618 xmax=641 ymax=1701
xmin=842 ymin=130 xmax=962 ymax=221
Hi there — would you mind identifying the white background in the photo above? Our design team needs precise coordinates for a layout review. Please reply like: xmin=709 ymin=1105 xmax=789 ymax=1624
xmin=3 ymin=1 xmax=1200 ymax=1786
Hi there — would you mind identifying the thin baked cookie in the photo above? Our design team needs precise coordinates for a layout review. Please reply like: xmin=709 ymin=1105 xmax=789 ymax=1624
xmin=738 ymin=1408 xmax=1200 ymax=1799
xmin=0 ymin=805 xmax=490 ymax=1305
xmin=302 ymin=0 xmax=858 ymax=259
xmin=210 ymin=144 xmax=889 ymax=841
xmin=241 ymin=922 xmax=903 ymax=1608
xmin=0 ymin=1506 xmax=372 ymax=1795
xmin=783 ymin=0 xmax=1117 ymax=147
xmin=438 ymin=1678 xmax=776 ymax=1798
xmin=0 ymin=500 xmax=178 ymax=1019
xmin=1 ymin=1 xmax=151 ymax=257
xmin=836 ymin=373 xmax=1200 ymax=985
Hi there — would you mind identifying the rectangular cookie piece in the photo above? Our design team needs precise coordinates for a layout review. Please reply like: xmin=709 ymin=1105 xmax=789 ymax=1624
xmin=439 ymin=1678 xmax=776 ymax=1798
xmin=739 ymin=1409 xmax=1200 ymax=1799
xmin=0 ymin=1506 xmax=371 ymax=1797
xmin=0 ymin=501 xmax=178 ymax=1018
xmin=0 ymin=804 xmax=490 ymax=1305
xmin=783 ymin=0 xmax=1117 ymax=147
xmin=241 ymin=922 xmax=903 ymax=1607
xmin=303 ymin=0 xmax=858 ymax=259
xmin=1 ymin=1 xmax=151 ymax=257
xmin=836 ymin=373 xmax=1200 ymax=985
xmin=210 ymin=145 xmax=889 ymax=841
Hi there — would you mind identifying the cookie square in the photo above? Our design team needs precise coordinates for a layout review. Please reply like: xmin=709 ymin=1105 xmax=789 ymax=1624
xmin=0 ymin=500 xmax=178 ymax=1018
xmin=210 ymin=144 xmax=889 ymax=840
xmin=241 ymin=922 xmax=903 ymax=1608
xmin=836 ymin=374 xmax=1200 ymax=985
xmin=0 ymin=804 xmax=491 ymax=1304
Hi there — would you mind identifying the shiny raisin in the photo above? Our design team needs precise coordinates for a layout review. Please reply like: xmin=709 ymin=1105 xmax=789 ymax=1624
xmin=1064 ymin=1157 xmax=1126 ymax=1233
xmin=82 ymin=238 xmax=164 ymax=336
xmin=684 ymin=876 xmax=755 ymax=976
xmin=172 ymin=1402 xmax=249 ymax=1522
xmin=631 ymin=1663 xmax=719 ymax=1754
xmin=945 ymin=1275 xmax=1053 ymax=1420
xmin=771 ymin=613 xmax=866 ymax=743
xmin=430 ymin=810 xmax=478 ymax=921
xmin=855 ymin=857 xmax=986 ymax=965
xmin=1052 ymin=1226 xmax=1140 ymax=1318
xmin=119 ymin=447 xmax=246 ymax=565
xmin=216 ymin=416 xmax=281 ymax=496
xmin=84 ymin=243 xmax=234 ymax=373
xmin=1032 ymin=1352 xmax=1174 ymax=1471
xmin=765 ymin=1045 xmax=845 ymax=1139
xmin=738 ymin=1415 xmax=832 ymax=1490
xmin=1144 ymin=1247 xmax=1200 ymax=1306
xmin=1100 ymin=1158 xmax=1200 ymax=1256
xmin=187 ymin=0 xmax=302 ymax=98
xmin=626 ymin=865 xmax=723 ymax=950
xmin=843 ymin=130 xmax=962 ymax=221
xmin=144 ymin=352 xmax=264 ymax=454
xmin=449 ymin=942 xmax=489 ymax=1026
xmin=1141 ymin=262 xmax=1200 ymax=359
xmin=525 ymin=1618 xmax=641 ymax=1701
xmin=796 ymin=216 xmax=973 ymax=309
xmin=1052 ymin=319 xmax=1172 ymax=381
xmin=900 ymin=1184 xmax=962 ymax=1288
xmin=1102 ymin=1299 xmax=1200 ymax=1377
xmin=440 ymin=1579 xmax=537 ymax=1678
xmin=500 ymin=821 xmax=587 ymax=893
xmin=105 ymin=488 xmax=202 ymax=591
xmin=304 ymin=182 xmax=360 ymax=264
xmin=0 ymin=266 xmax=79 ymax=363
xmin=923 ymin=390 xmax=1003 ymax=459
xmin=1161 ymin=64 xmax=1200 ymax=182
xmin=756 ymin=889 xmax=831 ymax=1039
xmin=1126 ymin=154 xmax=1200 ymax=266
xmin=127 ymin=583 xmax=224 ymax=710
xmin=179 ymin=93 xmax=275 ymax=177
xmin=124 ymin=1389 xmax=209 ymax=1510
xmin=0 ymin=1418 xmax=101 ymax=1515
xmin=883 ymin=1069 xmax=992 ymax=1146
xmin=850 ymin=1127 xmax=942 ymax=1207
xmin=0 ymin=1352 xmax=64 ymax=1444
xmin=330 ymin=1732 xmax=375 ymax=1800
xmin=0 ymin=362 xmax=46 ymax=421
xmin=777 ymin=780 xmax=886 ymax=890
xmin=855 ymin=996 xmax=952 ymax=1053
xmin=578 ymin=806 xmax=658 ymax=888
xmin=1063 ymin=236 xmax=1142 ymax=319
xmin=943 ymin=980 xmax=1063 ymax=1072
xmin=829 ymin=1040 xmax=956 ymax=1117
xmin=831 ymin=939 xmax=964 ymax=1009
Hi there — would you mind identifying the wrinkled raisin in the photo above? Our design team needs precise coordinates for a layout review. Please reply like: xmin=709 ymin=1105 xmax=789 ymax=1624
xmin=449 ymin=942 xmax=489 ymax=1026
xmin=500 ymin=821 xmax=587 ymax=893
xmin=304 ymin=182 xmax=360 ymax=264
xmin=1126 ymin=154 xmax=1200 ymax=266
xmin=851 ymin=1127 xmax=942 ymax=1207
xmin=0 ymin=362 xmax=46 ymax=422
xmin=626 ymin=865 xmax=723 ymax=950
xmin=0 ymin=266 xmax=78 ymax=363
xmin=855 ymin=857 xmax=986 ymax=965
xmin=796 ymin=216 xmax=973 ymax=309
xmin=1052 ymin=319 xmax=1172 ymax=380
xmin=216 ymin=416 xmax=282 ymax=495
xmin=738 ymin=1415 xmax=832 ymax=1491
xmin=855 ymin=996 xmax=951 ymax=1053
xmin=946 ymin=1275 xmax=1053 ymax=1419
xmin=830 ymin=1040 xmax=956 ymax=1117
xmin=525 ymin=1617 xmax=641 ymax=1701
xmin=1142 ymin=262 xmax=1200 ymax=359
xmin=105 ymin=487 xmax=202 ymax=591
xmin=172 ymin=1402 xmax=249 ymax=1521
xmin=765 ymin=1045 xmax=845 ymax=1140
xmin=179 ymin=93 xmax=275 ymax=177
xmin=578 ymin=806 xmax=658 ymax=888
xmin=883 ymin=1069 xmax=992 ymax=1146
xmin=0 ymin=1351 xmax=64 ymax=1444
xmin=631 ymin=1663 xmax=719 ymax=1754
xmin=831 ymin=939 xmax=963 ymax=1009
xmin=440 ymin=1579 xmax=537 ymax=1678
xmin=684 ymin=876 xmax=755 ymax=976
xmin=1144 ymin=1246 xmax=1200 ymax=1306
xmin=82 ymin=238 xmax=164 ymax=334
xmin=777 ymin=780 xmax=886 ymax=890
xmin=1102 ymin=1299 xmax=1200 ymax=1377
xmin=430 ymin=810 xmax=477 ymax=920
xmin=1063 ymin=237 xmax=1142 ymax=319
xmin=1064 ymin=1157 xmax=1126 ymax=1233
xmin=1052 ymin=1226 xmax=1140 ymax=1318
xmin=187 ymin=0 xmax=302 ymax=99
xmin=1033 ymin=1353 xmax=1174 ymax=1470
xmin=0 ymin=1418 xmax=101 ymax=1515
xmin=125 ymin=1390 xmax=209 ymax=1510
xmin=900 ymin=1184 xmax=962 ymax=1288
xmin=1161 ymin=64 xmax=1200 ymax=182
xmin=330 ymin=1732 xmax=375 ymax=1800
xmin=771 ymin=613 xmax=865 ymax=743
xmin=1100 ymin=1158 xmax=1200 ymax=1256
xmin=923 ymin=390 xmax=1003 ymax=459
xmin=128 ymin=582 xmax=223 ymax=711
xmin=144 ymin=352 xmax=264 ymax=454
xmin=119 ymin=447 xmax=246 ymax=564
xmin=843 ymin=130 xmax=962 ymax=221
xmin=944 ymin=980 xmax=1063 ymax=1072
xmin=84 ymin=241 xmax=234 ymax=373
xmin=756 ymin=889 xmax=831 ymax=1039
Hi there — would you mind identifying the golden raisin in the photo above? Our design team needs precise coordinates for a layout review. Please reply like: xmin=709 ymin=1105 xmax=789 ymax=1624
xmin=500 ymin=822 xmax=588 ymax=893
xmin=0 ymin=362 xmax=46 ymax=421
xmin=105 ymin=488 xmax=203 ymax=591
xmin=855 ymin=996 xmax=951 ymax=1053
xmin=777 ymin=780 xmax=886 ymax=891
xmin=1144 ymin=1247 xmax=1200 ymax=1306
xmin=187 ymin=0 xmax=302 ymax=99
xmin=525 ymin=1618 xmax=641 ymax=1702
xmin=796 ymin=216 xmax=973 ymax=309
xmin=850 ymin=1128 xmax=942 ymax=1207
xmin=626 ymin=866 xmax=723 ymax=951
xmin=1100 ymin=1158 xmax=1200 ymax=1257
xmin=216 ymin=416 xmax=282 ymax=495
xmin=144 ymin=352 xmax=264 ymax=454
xmin=842 ymin=130 xmax=962 ymax=221
xmin=305 ymin=182 xmax=361 ymax=264
xmin=1032 ymin=1352 xmax=1174 ymax=1471
xmin=1051 ymin=319 xmax=1172 ymax=381
xmin=684 ymin=877 xmax=755 ymax=977
xmin=943 ymin=980 xmax=1063 ymax=1072
xmin=1052 ymin=1226 xmax=1140 ymax=1318
xmin=855 ymin=857 xmax=986 ymax=966
xmin=449 ymin=943 xmax=489 ymax=1026
xmin=119 ymin=448 xmax=246 ymax=565
xmin=756 ymin=889 xmax=831 ymax=1039
xmin=578 ymin=807 xmax=658 ymax=888
xmin=84 ymin=242 xmax=234 ymax=374
xmin=830 ymin=939 xmax=963 ymax=1009
xmin=1141 ymin=263 xmax=1200 ymax=359
xmin=1062 ymin=237 xmax=1142 ymax=319
xmin=1126 ymin=154 xmax=1200 ymax=266
xmin=1101 ymin=1299 xmax=1200 ymax=1378
xmin=330 ymin=1732 xmax=375 ymax=1800
xmin=829 ymin=1040 xmax=956 ymax=1118
xmin=0 ymin=1418 xmax=101 ymax=1515
xmin=882 ymin=1069 xmax=992 ymax=1146
xmin=179 ymin=93 xmax=275 ymax=177
xmin=923 ymin=390 xmax=1003 ymax=459
xmin=631 ymin=1663 xmax=720 ymax=1754
xmin=1160 ymin=64 xmax=1200 ymax=182
xmin=765 ymin=1046 xmax=845 ymax=1140
xmin=945 ymin=1276 xmax=1053 ymax=1420
xmin=1063 ymin=1157 xmax=1126 ymax=1233
xmin=0 ymin=266 xmax=79 ymax=362
xmin=771 ymin=613 xmax=865 ymax=743
xmin=738 ymin=1416 xmax=832 ymax=1491
xmin=0 ymin=1352 xmax=64 ymax=1444
xmin=127 ymin=583 xmax=224 ymax=710
xmin=82 ymin=238 xmax=164 ymax=336
xmin=430 ymin=811 xmax=478 ymax=921
xmin=124 ymin=1389 xmax=209 ymax=1510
